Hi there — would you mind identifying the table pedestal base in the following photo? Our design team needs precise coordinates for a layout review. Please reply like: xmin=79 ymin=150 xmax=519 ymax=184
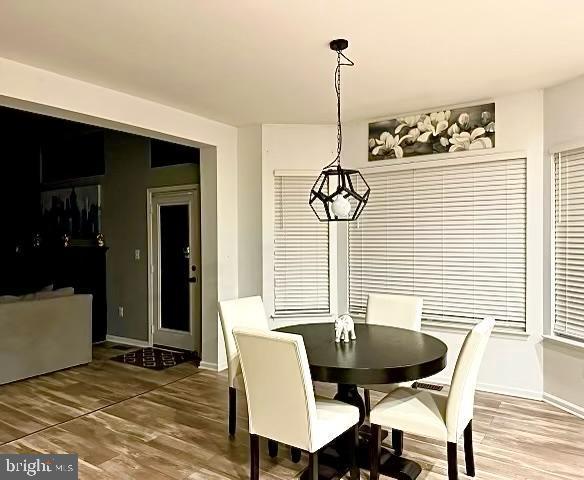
xmin=298 ymin=425 xmax=421 ymax=480
xmin=299 ymin=384 xmax=421 ymax=480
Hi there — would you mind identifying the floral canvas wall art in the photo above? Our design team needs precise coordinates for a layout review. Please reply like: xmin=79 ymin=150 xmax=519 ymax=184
xmin=368 ymin=103 xmax=495 ymax=161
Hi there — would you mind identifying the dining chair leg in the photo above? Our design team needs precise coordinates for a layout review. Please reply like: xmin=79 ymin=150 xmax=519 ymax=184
xmin=392 ymin=428 xmax=403 ymax=456
xmin=229 ymin=387 xmax=236 ymax=436
xmin=464 ymin=420 xmax=475 ymax=477
xmin=290 ymin=447 xmax=301 ymax=463
xmin=308 ymin=451 xmax=319 ymax=480
xmin=447 ymin=441 xmax=458 ymax=480
xmin=268 ymin=439 xmax=278 ymax=458
xmin=364 ymin=388 xmax=371 ymax=416
xmin=250 ymin=434 xmax=259 ymax=480
xmin=369 ymin=423 xmax=382 ymax=480
xmin=348 ymin=424 xmax=360 ymax=479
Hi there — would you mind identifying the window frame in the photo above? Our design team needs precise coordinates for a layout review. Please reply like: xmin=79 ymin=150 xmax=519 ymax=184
xmin=550 ymin=143 xmax=584 ymax=344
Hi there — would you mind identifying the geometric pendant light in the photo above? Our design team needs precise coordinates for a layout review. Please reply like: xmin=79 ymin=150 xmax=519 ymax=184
xmin=309 ymin=39 xmax=370 ymax=221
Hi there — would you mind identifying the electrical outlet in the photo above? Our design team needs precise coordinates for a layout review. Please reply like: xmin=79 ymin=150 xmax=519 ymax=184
xmin=134 ymin=249 xmax=141 ymax=260
xmin=118 ymin=306 xmax=124 ymax=318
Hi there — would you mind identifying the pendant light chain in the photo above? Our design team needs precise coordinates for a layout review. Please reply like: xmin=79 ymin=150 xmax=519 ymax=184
xmin=326 ymin=50 xmax=354 ymax=170
xmin=335 ymin=52 xmax=342 ymax=165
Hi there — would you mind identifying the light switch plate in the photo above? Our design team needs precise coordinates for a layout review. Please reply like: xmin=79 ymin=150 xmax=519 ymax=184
xmin=134 ymin=249 xmax=140 ymax=260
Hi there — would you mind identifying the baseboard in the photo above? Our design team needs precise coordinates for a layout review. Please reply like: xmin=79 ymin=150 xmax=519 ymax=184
xmin=199 ymin=361 xmax=218 ymax=371
xmin=431 ymin=376 xmax=543 ymax=401
xmin=476 ymin=381 xmax=543 ymax=401
xmin=543 ymin=392 xmax=584 ymax=419
xmin=105 ymin=335 xmax=150 ymax=348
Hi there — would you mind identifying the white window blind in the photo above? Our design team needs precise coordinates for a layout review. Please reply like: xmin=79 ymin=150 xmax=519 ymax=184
xmin=274 ymin=175 xmax=330 ymax=315
xmin=554 ymin=148 xmax=584 ymax=341
xmin=349 ymin=156 xmax=526 ymax=332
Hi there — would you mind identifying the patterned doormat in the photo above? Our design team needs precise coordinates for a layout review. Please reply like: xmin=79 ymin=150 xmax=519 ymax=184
xmin=110 ymin=347 xmax=198 ymax=370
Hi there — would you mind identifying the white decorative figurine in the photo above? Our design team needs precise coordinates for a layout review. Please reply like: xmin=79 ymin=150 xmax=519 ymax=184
xmin=335 ymin=314 xmax=356 ymax=343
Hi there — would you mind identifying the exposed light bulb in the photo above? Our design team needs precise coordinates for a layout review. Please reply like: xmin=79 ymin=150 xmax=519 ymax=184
xmin=331 ymin=195 xmax=351 ymax=219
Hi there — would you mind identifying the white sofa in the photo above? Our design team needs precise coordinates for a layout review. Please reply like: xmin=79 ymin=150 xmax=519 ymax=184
xmin=0 ymin=292 xmax=93 ymax=385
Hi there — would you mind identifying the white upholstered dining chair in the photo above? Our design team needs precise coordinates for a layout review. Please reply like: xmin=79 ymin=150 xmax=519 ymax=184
xmin=218 ymin=296 xmax=269 ymax=436
xmin=369 ymin=317 xmax=495 ymax=480
xmin=233 ymin=327 xmax=360 ymax=480
xmin=365 ymin=293 xmax=423 ymax=331
xmin=361 ymin=293 xmax=423 ymax=455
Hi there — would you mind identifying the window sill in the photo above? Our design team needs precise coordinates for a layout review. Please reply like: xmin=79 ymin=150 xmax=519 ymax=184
xmin=423 ymin=323 xmax=531 ymax=339
xmin=270 ymin=313 xmax=335 ymax=326
xmin=271 ymin=313 xmax=334 ymax=320
xmin=347 ymin=315 xmax=531 ymax=339
xmin=543 ymin=334 xmax=584 ymax=351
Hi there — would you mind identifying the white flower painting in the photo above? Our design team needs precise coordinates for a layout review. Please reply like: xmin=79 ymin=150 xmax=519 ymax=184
xmin=368 ymin=103 xmax=495 ymax=161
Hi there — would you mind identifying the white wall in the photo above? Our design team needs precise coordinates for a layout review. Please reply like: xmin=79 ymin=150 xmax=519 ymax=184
xmin=543 ymin=74 xmax=584 ymax=416
xmin=238 ymin=126 xmax=263 ymax=297
xmin=0 ymin=57 xmax=238 ymax=369
xmin=261 ymin=91 xmax=546 ymax=399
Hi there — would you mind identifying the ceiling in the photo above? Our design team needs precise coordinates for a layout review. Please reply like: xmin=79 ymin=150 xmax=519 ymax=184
xmin=1 ymin=1 xmax=583 ymax=126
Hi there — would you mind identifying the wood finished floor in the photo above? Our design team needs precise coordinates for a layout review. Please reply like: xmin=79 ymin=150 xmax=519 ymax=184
xmin=0 ymin=343 xmax=583 ymax=479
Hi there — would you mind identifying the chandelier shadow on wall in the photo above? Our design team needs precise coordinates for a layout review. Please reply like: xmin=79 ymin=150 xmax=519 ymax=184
xmin=309 ymin=39 xmax=370 ymax=222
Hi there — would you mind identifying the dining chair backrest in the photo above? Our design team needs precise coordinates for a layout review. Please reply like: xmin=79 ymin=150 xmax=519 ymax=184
xmin=365 ymin=293 xmax=423 ymax=331
xmin=233 ymin=327 xmax=318 ymax=451
xmin=218 ymin=296 xmax=269 ymax=389
xmin=445 ymin=317 xmax=495 ymax=442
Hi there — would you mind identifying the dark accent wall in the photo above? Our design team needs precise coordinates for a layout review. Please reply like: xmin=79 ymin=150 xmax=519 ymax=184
xmin=102 ymin=132 xmax=200 ymax=341
xmin=41 ymin=130 xmax=105 ymax=183
xmin=0 ymin=109 xmax=42 ymax=293
xmin=0 ymin=106 xmax=103 ymax=261
xmin=151 ymin=139 xmax=200 ymax=168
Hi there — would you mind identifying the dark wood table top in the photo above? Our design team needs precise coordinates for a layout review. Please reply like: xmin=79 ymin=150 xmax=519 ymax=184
xmin=276 ymin=323 xmax=447 ymax=385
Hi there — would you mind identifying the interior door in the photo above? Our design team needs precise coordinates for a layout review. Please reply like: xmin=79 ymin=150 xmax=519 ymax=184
xmin=151 ymin=189 xmax=201 ymax=351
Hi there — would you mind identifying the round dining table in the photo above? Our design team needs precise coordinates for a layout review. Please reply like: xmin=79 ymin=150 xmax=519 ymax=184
xmin=276 ymin=322 xmax=448 ymax=480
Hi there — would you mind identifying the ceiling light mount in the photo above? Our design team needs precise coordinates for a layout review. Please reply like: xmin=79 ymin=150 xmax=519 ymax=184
xmin=309 ymin=39 xmax=370 ymax=222
xmin=329 ymin=38 xmax=349 ymax=52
